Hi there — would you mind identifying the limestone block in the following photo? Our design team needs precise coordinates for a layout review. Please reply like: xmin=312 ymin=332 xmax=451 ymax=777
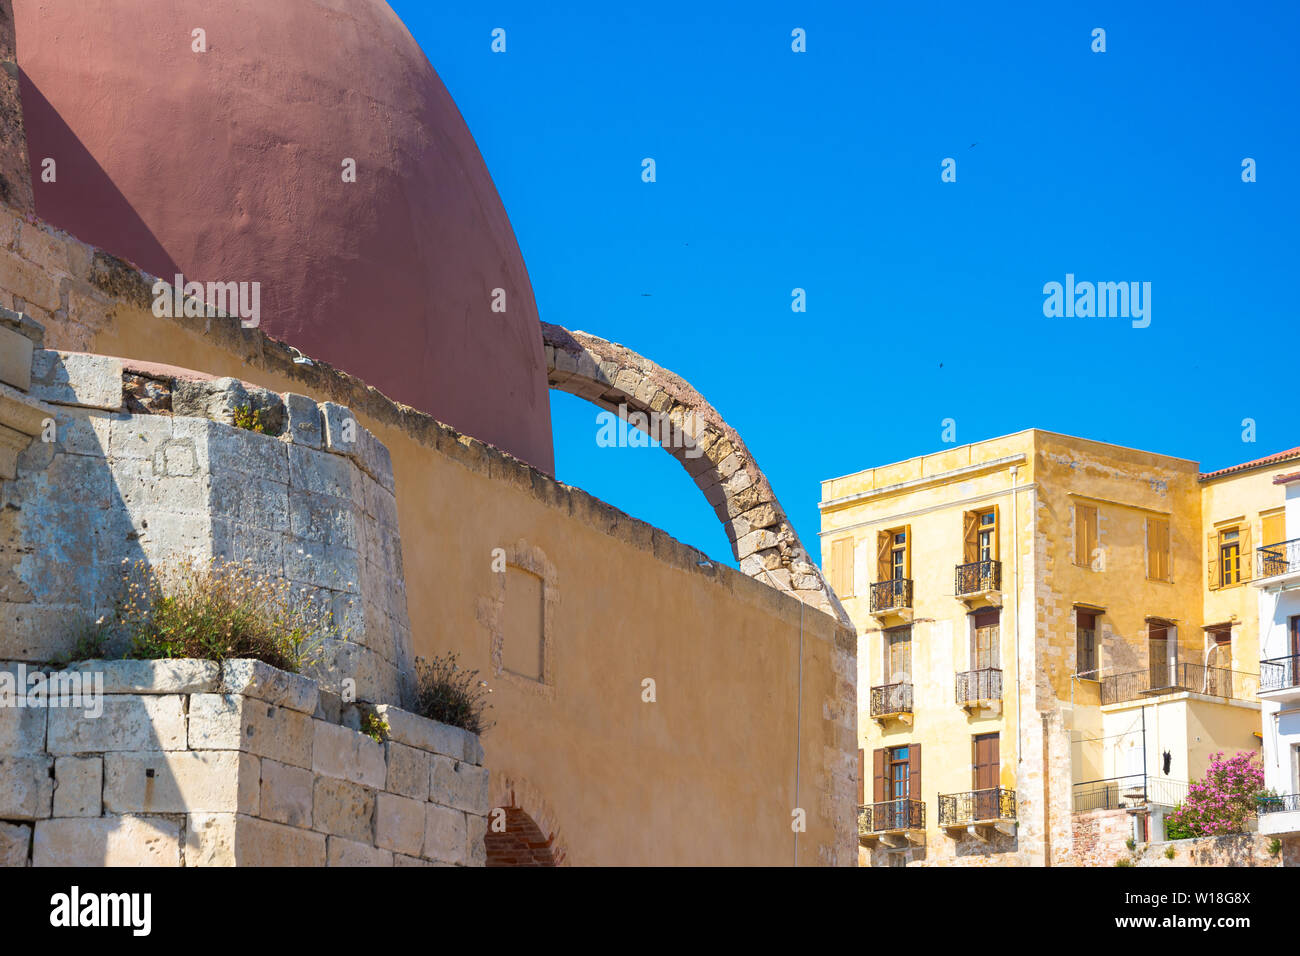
xmin=107 ymin=410 xmax=171 ymax=459
xmin=187 ymin=694 xmax=314 ymax=769
xmin=29 ymin=352 xmax=123 ymax=411
xmin=375 ymin=792 xmax=425 ymax=857
xmin=59 ymin=658 xmax=219 ymax=695
xmin=430 ymin=755 xmax=490 ymax=815
xmin=172 ymin=377 xmax=285 ymax=435
xmin=0 ymin=697 xmax=47 ymax=752
xmin=209 ymin=519 xmax=284 ymax=573
xmin=222 ymin=659 xmax=319 ymax=715
xmin=46 ymin=694 xmax=187 ymax=753
xmin=103 ymin=750 xmax=259 ymax=815
xmin=0 ymin=821 xmax=30 ymax=866
xmin=208 ymin=471 xmax=289 ymax=533
xmin=312 ymin=776 xmax=374 ymax=841
xmin=184 ymin=812 xmax=237 ymax=867
xmin=312 ymin=720 xmax=386 ymax=788
xmin=0 ymin=306 xmax=45 ymax=348
xmin=466 ymin=812 xmax=488 ymax=866
xmin=53 ymin=756 xmax=102 ymax=817
xmin=187 ymin=813 xmax=326 ymax=867
xmin=309 ymin=638 xmax=400 ymax=706
xmin=259 ymin=758 xmax=314 ymax=828
xmin=33 ymin=815 xmax=182 ymax=867
xmin=394 ymin=853 xmax=435 ymax=867
xmin=327 ymin=836 xmax=393 ymax=867
xmin=0 ymin=754 xmax=53 ymax=819
xmin=376 ymin=704 xmax=481 ymax=764
xmin=288 ymin=440 xmax=354 ymax=499
xmin=283 ymin=393 xmax=323 ymax=448
xmin=0 ymin=322 xmax=34 ymax=391
xmin=288 ymin=488 xmax=359 ymax=550
xmin=284 ymin=538 xmax=359 ymax=591
xmin=355 ymin=426 xmax=394 ymax=494
xmin=204 ymin=415 xmax=289 ymax=482
xmin=385 ymin=741 xmax=430 ymax=800
xmin=422 ymin=804 xmax=467 ymax=865
xmin=320 ymin=402 xmax=357 ymax=457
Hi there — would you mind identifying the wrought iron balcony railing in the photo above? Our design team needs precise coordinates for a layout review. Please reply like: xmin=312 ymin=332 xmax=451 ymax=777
xmin=955 ymin=667 xmax=1002 ymax=704
xmin=954 ymin=559 xmax=1001 ymax=596
xmin=1071 ymin=774 xmax=1189 ymax=812
xmin=1099 ymin=662 xmax=1257 ymax=705
xmin=1258 ymin=538 xmax=1300 ymax=578
xmin=861 ymin=798 xmax=925 ymax=832
xmin=1261 ymin=655 xmax=1300 ymax=693
xmin=869 ymin=578 xmax=913 ymax=613
xmin=870 ymin=681 xmax=913 ymax=717
xmin=1257 ymin=793 xmax=1300 ymax=815
xmin=938 ymin=787 xmax=1016 ymax=826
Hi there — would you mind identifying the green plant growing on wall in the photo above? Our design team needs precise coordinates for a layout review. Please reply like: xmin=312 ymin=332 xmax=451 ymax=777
xmin=86 ymin=557 xmax=339 ymax=672
xmin=360 ymin=710 xmax=389 ymax=743
xmin=1268 ymin=838 xmax=1282 ymax=857
xmin=232 ymin=403 xmax=266 ymax=433
xmin=1164 ymin=845 xmax=1175 ymax=860
xmin=1125 ymin=836 xmax=1136 ymax=851
xmin=55 ymin=618 xmax=114 ymax=665
xmin=413 ymin=653 xmax=494 ymax=735
xmin=1114 ymin=858 xmax=1134 ymax=867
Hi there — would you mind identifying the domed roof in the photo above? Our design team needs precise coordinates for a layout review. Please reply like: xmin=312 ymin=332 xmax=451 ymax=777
xmin=14 ymin=0 xmax=554 ymax=472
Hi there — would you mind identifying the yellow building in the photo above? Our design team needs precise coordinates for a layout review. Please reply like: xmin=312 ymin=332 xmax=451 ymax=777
xmin=820 ymin=430 xmax=1295 ymax=866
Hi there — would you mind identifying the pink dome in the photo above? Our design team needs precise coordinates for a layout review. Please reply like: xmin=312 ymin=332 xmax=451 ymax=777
xmin=14 ymin=0 xmax=554 ymax=472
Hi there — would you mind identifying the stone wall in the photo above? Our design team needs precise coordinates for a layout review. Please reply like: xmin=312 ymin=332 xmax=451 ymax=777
xmin=0 ymin=658 xmax=488 ymax=866
xmin=0 ymin=326 xmax=412 ymax=706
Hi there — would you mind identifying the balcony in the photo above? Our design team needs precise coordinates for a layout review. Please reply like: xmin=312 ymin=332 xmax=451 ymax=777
xmin=858 ymin=798 xmax=926 ymax=846
xmin=938 ymin=787 xmax=1017 ymax=839
xmin=1257 ymin=538 xmax=1300 ymax=582
xmin=869 ymin=578 xmax=913 ymax=624
xmin=1099 ymin=662 xmax=1257 ymax=706
xmin=869 ymin=681 xmax=913 ymax=726
xmin=1259 ymin=655 xmax=1300 ymax=704
xmin=1258 ymin=793 xmax=1300 ymax=837
xmin=954 ymin=559 xmax=1001 ymax=607
xmin=1071 ymin=774 xmax=1189 ymax=812
xmin=955 ymin=667 xmax=1003 ymax=715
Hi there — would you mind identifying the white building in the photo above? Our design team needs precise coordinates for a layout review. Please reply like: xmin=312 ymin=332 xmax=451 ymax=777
xmin=1254 ymin=469 xmax=1300 ymax=836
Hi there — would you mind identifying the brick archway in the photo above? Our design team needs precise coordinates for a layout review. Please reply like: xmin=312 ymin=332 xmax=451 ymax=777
xmin=543 ymin=323 xmax=848 ymax=626
xmin=484 ymin=808 xmax=558 ymax=867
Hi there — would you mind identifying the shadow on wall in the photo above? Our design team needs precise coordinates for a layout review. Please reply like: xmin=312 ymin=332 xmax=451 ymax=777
xmin=18 ymin=71 xmax=179 ymax=282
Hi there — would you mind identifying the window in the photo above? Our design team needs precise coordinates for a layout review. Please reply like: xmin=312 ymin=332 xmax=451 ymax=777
xmin=1148 ymin=621 xmax=1177 ymax=687
xmin=1076 ymin=609 xmax=1098 ymax=676
xmin=829 ymin=537 xmax=854 ymax=598
xmin=503 ymin=566 xmax=545 ymax=680
xmin=888 ymin=746 xmax=911 ymax=800
xmin=1074 ymin=504 xmax=1099 ymax=568
xmin=876 ymin=525 xmax=911 ymax=582
xmin=1209 ymin=524 xmax=1252 ymax=589
xmin=1146 ymin=516 xmax=1171 ymax=582
xmin=884 ymin=626 xmax=912 ymax=685
xmin=970 ymin=608 xmax=1000 ymax=670
xmin=872 ymin=744 xmax=921 ymax=815
xmin=962 ymin=506 xmax=999 ymax=563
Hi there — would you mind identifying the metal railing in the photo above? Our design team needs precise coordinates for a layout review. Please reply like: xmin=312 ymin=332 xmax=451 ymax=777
xmin=861 ymin=798 xmax=925 ymax=832
xmin=1072 ymin=774 xmax=1189 ymax=812
xmin=870 ymin=578 xmax=913 ymax=613
xmin=938 ymin=787 xmax=1017 ymax=826
xmin=956 ymin=667 xmax=1002 ymax=704
xmin=954 ymin=559 xmax=1001 ymax=596
xmin=870 ymin=681 xmax=913 ymax=717
xmin=1099 ymin=662 xmax=1257 ymax=705
xmin=1261 ymin=656 xmax=1300 ymax=693
xmin=1257 ymin=793 xmax=1300 ymax=815
xmin=1258 ymin=538 xmax=1300 ymax=578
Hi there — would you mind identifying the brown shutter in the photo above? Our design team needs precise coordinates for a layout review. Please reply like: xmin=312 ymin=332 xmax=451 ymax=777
xmin=903 ymin=524 xmax=912 ymax=578
xmin=992 ymin=505 xmax=1001 ymax=560
xmin=857 ymin=748 xmax=865 ymax=805
xmin=1206 ymin=531 xmax=1220 ymax=590
xmin=989 ymin=734 xmax=1000 ymax=786
xmin=877 ymin=531 xmax=891 ymax=582
xmin=873 ymin=748 xmax=886 ymax=803
xmin=963 ymin=510 xmax=978 ymax=563
xmin=1240 ymin=522 xmax=1253 ymax=582
xmin=908 ymin=743 xmax=922 ymax=801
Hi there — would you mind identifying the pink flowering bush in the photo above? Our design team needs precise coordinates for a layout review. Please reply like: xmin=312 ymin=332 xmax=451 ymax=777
xmin=1164 ymin=751 xmax=1265 ymax=837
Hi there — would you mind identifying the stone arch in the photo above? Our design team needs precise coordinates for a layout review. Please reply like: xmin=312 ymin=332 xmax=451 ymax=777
xmin=543 ymin=323 xmax=848 ymax=625
xmin=487 ymin=774 xmax=568 ymax=866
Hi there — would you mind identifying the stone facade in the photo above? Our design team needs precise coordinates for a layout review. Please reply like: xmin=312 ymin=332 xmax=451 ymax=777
xmin=0 ymin=658 xmax=488 ymax=866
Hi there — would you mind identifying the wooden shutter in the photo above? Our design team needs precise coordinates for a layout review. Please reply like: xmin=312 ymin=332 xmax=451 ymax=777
xmin=1263 ymin=512 xmax=1286 ymax=548
xmin=872 ymin=748 xmax=887 ymax=803
xmin=908 ymin=743 xmax=922 ymax=800
xmin=963 ymin=510 xmax=978 ymax=563
xmin=1074 ymin=506 xmax=1087 ymax=565
xmin=973 ymin=734 xmax=999 ymax=790
xmin=1206 ymin=531 xmax=1220 ymax=590
xmin=877 ymin=531 xmax=891 ymax=582
xmin=1240 ymin=523 xmax=1253 ymax=582
xmin=991 ymin=505 xmax=1001 ymax=560
xmin=1148 ymin=518 xmax=1170 ymax=581
xmin=831 ymin=538 xmax=853 ymax=597
xmin=857 ymin=749 xmax=865 ymax=805
xmin=903 ymin=524 xmax=912 ymax=578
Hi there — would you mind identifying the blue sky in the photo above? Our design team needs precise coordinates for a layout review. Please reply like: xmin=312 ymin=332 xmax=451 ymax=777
xmin=395 ymin=0 xmax=1300 ymax=568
